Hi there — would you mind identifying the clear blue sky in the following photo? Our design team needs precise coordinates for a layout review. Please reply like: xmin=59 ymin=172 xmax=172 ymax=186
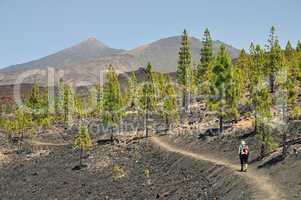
xmin=0 ymin=0 xmax=300 ymax=68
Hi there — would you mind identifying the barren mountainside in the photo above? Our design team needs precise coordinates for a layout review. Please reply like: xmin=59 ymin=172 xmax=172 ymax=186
xmin=0 ymin=36 xmax=240 ymax=85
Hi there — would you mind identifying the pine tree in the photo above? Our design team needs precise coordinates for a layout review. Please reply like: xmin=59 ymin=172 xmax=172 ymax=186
xmin=140 ymin=63 xmax=156 ymax=137
xmin=102 ymin=65 xmax=123 ymax=141
xmin=96 ymin=84 xmax=103 ymax=116
xmin=197 ymin=28 xmax=213 ymax=91
xmin=125 ymin=72 xmax=139 ymax=111
xmin=285 ymin=41 xmax=294 ymax=59
xmin=56 ymin=78 xmax=65 ymax=120
xmin=265 ymin=26 xmax=284 ymax=93
xmin=208 ymin=45 xmax=232 ymax=133
xmin=226 ymin=65 xmax=243 ymax=122
xmin=162 ymin=75 xmax=179 ymax=129
xmin=296 ymin=40 xmax=301 ymax=52
xmin=1 ymin=119 xmax=17 ymax=142
xmin=249 ymin=44 xmax=275 ymax=156
xmin=283 ymin=41 xmax=301 ymax=120
xmin=186 ymin=63 xmax=198 ymax=109
xmin=177 ymin=29 xmax=192 ymax=112
xmin=254 ymin=77 xmax=273 ymax=158
xmin=28 ymin=82 xmax=41 ymax=120
xmin=15 ymin=108 xmax=32 ymax=152
xmin=87 ymin=87 xmax=98 ymax=117
xmin=74 ymin=123 xmax=92 ymax=167
xmin=63 ymin=84 xmax=75 ymax=129
xmin=235 ymin=49 xmax=251 ymax=104
xmin=74 ymin=95 xmax=85 ymax=120
xmin=249 ymin=44 xmax=266 ymax=133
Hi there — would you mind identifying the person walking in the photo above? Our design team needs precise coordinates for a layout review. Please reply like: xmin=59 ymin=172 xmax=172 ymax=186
xmin=239 ymin=140 xmax=249 ymax=172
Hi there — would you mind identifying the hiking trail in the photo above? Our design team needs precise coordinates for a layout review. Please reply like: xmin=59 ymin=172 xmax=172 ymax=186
xmin=24 ymin=139 xmax=69 ymax=146
xmin=151 ymin=136 xmax=285 ymax=200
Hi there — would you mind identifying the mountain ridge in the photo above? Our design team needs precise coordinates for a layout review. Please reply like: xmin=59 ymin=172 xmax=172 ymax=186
xmin=0 ymin=36 xmax=240 ymax=85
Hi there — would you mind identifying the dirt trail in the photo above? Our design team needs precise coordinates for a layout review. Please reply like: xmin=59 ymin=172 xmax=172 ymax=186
xmin=24 ymin=139 xmax=69 ymax=146
xmin=151 ymin=136 xmax=285 ymax=200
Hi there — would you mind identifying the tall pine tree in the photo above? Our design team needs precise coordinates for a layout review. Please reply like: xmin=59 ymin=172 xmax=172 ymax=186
xmin=197 ymin=28 xmax=213 ymax=92
xmin=140 ymin=63 xmax=156 ymax=137
xmin=208 ymin=45 xmax=232 ymax=133
xmin=265 ymin=26 xmax=284 ymax=93
xmin=63 ymin=84 xmax=75 ymax=129
xmin=159 ymin=74 xmax=179 ymax=130
xmin=177 ymin=30 xmax=192 ymax=112
xmin=28 ymin=82 xmax=41 ymax=120
xmin=102 ymin=65 xmax=123 ymax=141
xmin=234 ymin=49 xmax=251 ymax=106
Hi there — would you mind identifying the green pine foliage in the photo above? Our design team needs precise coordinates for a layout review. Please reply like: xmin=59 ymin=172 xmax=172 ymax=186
xmin=177 ymin=29 xmax=192 ymax=111
xmin=125 ymin=72 xmax=139 ymax=111
xmin=74 ymin=123 xmax=92 ymax=166
xmin=226 ymin=65 xmax=243 ymax=122
xmin=74 ymin=95 xmax=85 ymax=120
xmin=198 ymin=28 xmax=213 ymax=93
xmin=208 ymin=45 xmax=232 ymax=133
xmin=27 ymin=83 xmax=53 ymax=129
xmin=278 ymin=46 xmax=301 ymax=120
xmin=249 ymin=44 xmax=267 ymax=132
xmin=249 ymin=44 xmax=275 ymax=156
xmin=162 ymin=75 xmax=179 ymax=129
xmin=102 ymin=64 xmax=123 ymax=140
xmin=55 ymin=78 xmax=65 ymax=120
xmin=28 ymin=82 xmax=41 ymax=119
xmin=15 ymin=108 xmax=33 ymax=151
xmin=154 ymin=73 xmax=179 ymax=129
xmin=63 ymin=84 xmax=75 ymax=129
xmin=296 ymin=40 xmax=301 ymax=52
xmin=87 ymin=87 xmax=98 ymax=117
xmin=96 ymin=84 xmax=103 ymax=116
xmin=234 ymin=49 xmax=251 ymax=105
xmin=140 ymin=63 xmax=156 ymax=137
xmin=265 ymin=26 xmax=285 ymax=93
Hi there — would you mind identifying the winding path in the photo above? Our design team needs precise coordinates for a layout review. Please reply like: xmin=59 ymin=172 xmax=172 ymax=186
xmin=151 ymin=136 xmax=285 ymax=200
xmin=24 ymin=139 xmax=69 ymax=146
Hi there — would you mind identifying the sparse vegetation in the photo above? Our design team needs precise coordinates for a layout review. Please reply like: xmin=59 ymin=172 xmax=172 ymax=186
xmin=1 ymin=24 xmax=301 ymax=200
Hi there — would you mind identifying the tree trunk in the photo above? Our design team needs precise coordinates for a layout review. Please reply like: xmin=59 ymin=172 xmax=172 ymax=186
xmin=219 ymin=115 xmax=223 ymax=134
xmin=260 ymin=132 xmax=266 ymax=158
xmin=18 ymin=132 xmax=24 ymax=153
xmin=165 ymin=116 xmax=169 ymax=131
xmin=80 ymin=147 xmax=83 ymax=167
xmin=145 ymin=110 xmax=149 ymax=138
xmin=254 ymin=114 xmax=257 ymax=134
xmin=270 ymin=74 xmax=275 ymax=93
xmin=182 ymin=90 xmax=188 ymax=112
xmin=260 ymin=143 xmax=265 ymax=158
xmin=282 ymin=132 xmax=288 ymax=158
xmin=110 ymin=126 xmax=114 ymax=142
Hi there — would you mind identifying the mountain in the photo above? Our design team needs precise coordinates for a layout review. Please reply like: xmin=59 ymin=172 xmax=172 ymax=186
xmin=128 ymin=36 xmax=239 ymax=72
xmin=1 ymin=37 xmax=125 ymax=72
xmin=0 ymin=36 xmax=240 ymax=86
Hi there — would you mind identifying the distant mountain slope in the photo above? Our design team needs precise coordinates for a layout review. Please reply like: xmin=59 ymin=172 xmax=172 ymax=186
xmin=1 ymin=37 xmax=125 ymax=72
xmin=128 ymin=36 xmax=240 ymax=72
xmin=0 ymin=36 xmax=240 ymax=85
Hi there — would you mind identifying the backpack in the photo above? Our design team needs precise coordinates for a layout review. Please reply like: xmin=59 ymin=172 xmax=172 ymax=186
xmin=241 ymin=145 xmax=249 ymax=155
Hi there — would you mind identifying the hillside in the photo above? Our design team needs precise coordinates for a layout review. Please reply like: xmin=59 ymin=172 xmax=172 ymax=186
xmin=128 ymin=36 xmax=239 ymax=72
xmin=0 ymin=36 xmax=240 ymax=86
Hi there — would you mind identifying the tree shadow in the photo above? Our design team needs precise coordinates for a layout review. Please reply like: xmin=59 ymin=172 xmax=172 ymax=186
xmin=257 ymin=154 xmax=284 ymax=169
xmin=238 ymin=130 xmax=255 ymax=140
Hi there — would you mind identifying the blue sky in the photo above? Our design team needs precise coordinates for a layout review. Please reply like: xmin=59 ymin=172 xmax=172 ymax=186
xmin=0 ymin=0 xmax=300 ymax=68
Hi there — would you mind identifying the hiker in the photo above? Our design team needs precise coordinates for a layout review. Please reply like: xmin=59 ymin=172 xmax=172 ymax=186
xmin=238 ymin=140 xmax=249 ymax=172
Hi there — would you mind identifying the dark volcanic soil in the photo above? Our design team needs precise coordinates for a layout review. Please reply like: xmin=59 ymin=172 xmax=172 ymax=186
xmin=165 ymin=120 xmax=301 ymax=200
xmin=0 ymin=129 xmax=252 ymax=200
